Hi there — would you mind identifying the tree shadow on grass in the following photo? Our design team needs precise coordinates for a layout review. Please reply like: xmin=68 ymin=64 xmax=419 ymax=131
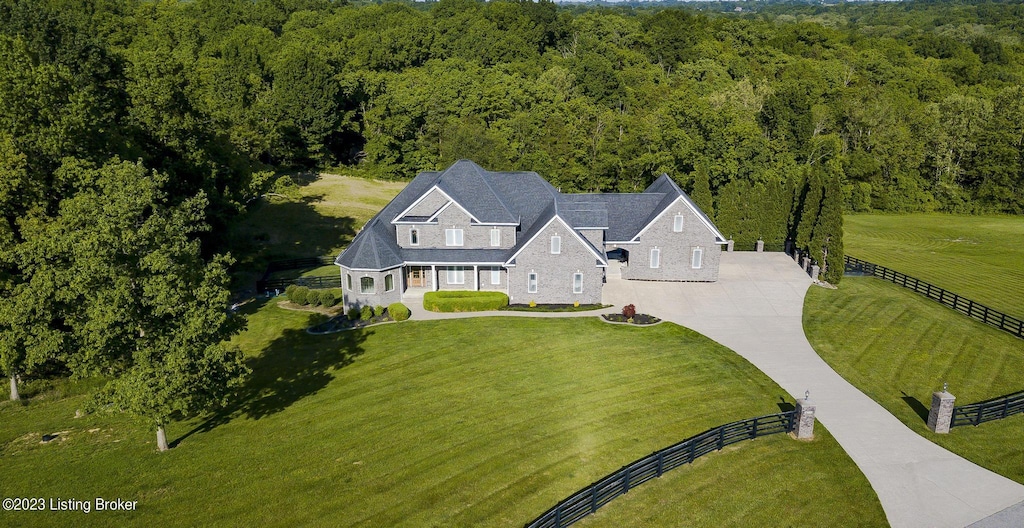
xmin=901 ymin=391 xmax=930 ymax=423
xmin=172 ymin=312 xmax=370 ymax=447
xmin=225 ymin=192 xmax=356 ymax=292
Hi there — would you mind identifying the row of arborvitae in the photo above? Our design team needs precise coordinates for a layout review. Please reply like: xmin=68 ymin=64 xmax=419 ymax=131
xmin=284 ymin=285 xmax=343 ymax=308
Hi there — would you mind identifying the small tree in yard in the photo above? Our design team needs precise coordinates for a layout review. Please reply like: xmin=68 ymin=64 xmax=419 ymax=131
xmin=0 ymin=284 xmax=64 ymax=401
xmin=622 ymin=304 xmax=636 ymax=319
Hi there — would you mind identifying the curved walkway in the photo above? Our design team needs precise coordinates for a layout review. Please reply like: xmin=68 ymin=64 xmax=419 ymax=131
xmin=601 ymin=252 xmax=1024 ymax=528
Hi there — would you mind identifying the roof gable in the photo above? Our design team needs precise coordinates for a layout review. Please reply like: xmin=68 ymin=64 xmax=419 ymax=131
xmin=630 ymin=174 xmax=727 ymax=243
xmin=504 ymin=214 xmax=608 ymax=267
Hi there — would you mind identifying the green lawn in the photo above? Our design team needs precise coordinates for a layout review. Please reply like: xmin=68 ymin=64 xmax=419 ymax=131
xmin=580 ymin=428 xmax=878 ymax=527
xmin=844 ymin=213 xmax=1024 ymax=319
xmin=0 ymin=303 xmax=885 ymax=527
xmin=805 ymin=277 xmax=1024 ymax=484
xmin=226 ymin=173 xmax=404 ymax=290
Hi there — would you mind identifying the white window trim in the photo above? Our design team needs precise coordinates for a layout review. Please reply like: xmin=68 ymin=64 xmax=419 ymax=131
xmin=410 ymin=228 xmax=419 ymax=246
xmin=673 ymin=214 xmax=684 ymax=232
xmin=446 ymin=228 xmax=464 ymax=247
xmin=360 ymin=276 xmax=375 ymax=294
xmin=384 ymin=273 xmax=394 ymax=292
xmin=573 ymin=272 xmax=583 ymax=294
xmin=528 ymin=272 xmax=538 ymax=293
xmin=551 ymin=235 xmax=561 ymax=254
xmin=490 ymin=228 xmax=501 ymax=247
xmin=692 ymin=247 xmax=703 ymax=269
xmin=650 ymin=248 xmax=661 ymax=269
xmin=447 ymin=266 xmax=465 ymax=285
xmin=346 ymin=274 xmax=352 ymax=291
xmin=490 ymin=269 xmax=501 ymax=285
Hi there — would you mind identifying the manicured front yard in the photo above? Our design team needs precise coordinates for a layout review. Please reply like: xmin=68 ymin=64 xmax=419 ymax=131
xmin=805 ymin=277 xmax=1024 ymax=484
xmin=0 ymin=301 xmax=884 ymax=526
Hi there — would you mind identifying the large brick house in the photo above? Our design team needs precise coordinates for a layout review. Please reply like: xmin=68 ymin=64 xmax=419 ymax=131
xmin=335 ymin=160 xmax=726 ymax=309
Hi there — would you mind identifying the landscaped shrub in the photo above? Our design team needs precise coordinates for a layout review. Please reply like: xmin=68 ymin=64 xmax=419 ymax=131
xmin=373 ymin=305 xmax=386 ymax=317
xmin=288 ymin=285 xmax=310 ymax=305
xmin=348 ymin=306 xmax=361 ymax=320
xmin=388 ymin=302 xmax=410 ymax=321
xmin=323 ymin=289 xmax=343 ymax=307
xmin=307 ymin=289 xmax=323 ymax=307
xmin=423 ymin=291 xmax=509 ymax=312
xmin=360 ymin=305 xmax=374 ymax=321
xmin=622 ymin=304 xmax=636 ymax=319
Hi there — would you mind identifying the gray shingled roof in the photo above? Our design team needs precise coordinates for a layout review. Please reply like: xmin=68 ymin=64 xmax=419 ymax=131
xmin=433 ymin=160 xmax=518 ymax=224
xmin=337 ymin=164 xmax=724 ymax=271
xmin=400 ymin=248 xmax=508 ymax=264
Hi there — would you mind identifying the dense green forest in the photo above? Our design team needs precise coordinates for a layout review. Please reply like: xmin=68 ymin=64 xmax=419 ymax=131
xmin=1 ymin=0 xmax=1023 ymax=434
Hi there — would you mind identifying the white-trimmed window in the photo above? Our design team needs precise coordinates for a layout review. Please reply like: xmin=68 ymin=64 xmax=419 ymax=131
xmin=360 ymin=276 xmax=375 ymax=294
xmin=490 ymin=228 xmax=501 ymax=247
xmin=346 ymin=274 xmax=352 ymax=290
xmin=445 ymin=228 xmax=464 ymax=247
xmin=528 ymin=272 xmax=538 ymax=293
xmin=446 ymin=266 xmax=465 ymax=285
xmin=385 ymin=274 xmax=394 ymax=292
xmin=673 ymin=214 xmax=684 ymax=232
xmin=650 ymin=248 xmax=661 ymax=269
xmin=490 ymin=269 xmax=501 ymax=285
xmin=410 ymin=228 xmax=419 ymax=246
xmin=692 ymin=247 xmax=703 ymax=269
xmin=551 ymin=235 xmax=561 ymax=254
xmin=573 ymin=272 xmax=583 ymax=294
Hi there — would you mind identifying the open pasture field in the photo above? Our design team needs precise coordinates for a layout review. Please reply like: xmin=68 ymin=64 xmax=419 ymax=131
xmin=805 ymin=278 xmax=1024 ymax=484
xmin=844 ymin=214 xmax=1024 ymax=319
xmin=226 ymin=173 xmax=405 ymax=288
xmin=0 ymin=304 xmax=884 ymax=527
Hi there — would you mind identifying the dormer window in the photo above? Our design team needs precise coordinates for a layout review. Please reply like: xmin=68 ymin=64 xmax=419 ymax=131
xmin=551 ymin=235 xmax=561 ymax=254
xmin=674 ymin=214 xmax=684 ymax=232
xmin=410 ymin=228 xmax=419 ymax=246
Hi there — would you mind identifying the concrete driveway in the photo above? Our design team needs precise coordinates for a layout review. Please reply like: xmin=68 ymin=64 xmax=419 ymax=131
xmin=602 ymin=251 xmax=1024 ymax=528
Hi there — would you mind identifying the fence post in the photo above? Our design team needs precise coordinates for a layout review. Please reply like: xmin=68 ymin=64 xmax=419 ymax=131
xmin=727 ymin=239 xmax=735 ymax=252
xmin=794 ymin=393 xmax=816 ymax=440
xmin=811 ymin=265 xmax=820 ymax=281
xmin=755 ymin=239 xmax=764 ymax=252
xmin=801 ymin=256 xmax=810 ymax=272
xmin=927 ymin=387 xmax=956 ymax=434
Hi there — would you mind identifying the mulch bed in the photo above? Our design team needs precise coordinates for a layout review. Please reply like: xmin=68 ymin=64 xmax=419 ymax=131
xmin=307 ymin=314 xmax=393 ymax=334
xmin=601 ymin=313 xmax=661 ymax=325
xmin=502 ymin=303 xmax=608 ymax=312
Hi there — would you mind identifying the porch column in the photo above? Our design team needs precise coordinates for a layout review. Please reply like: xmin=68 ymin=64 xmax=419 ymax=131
xmin=431 ymin=265 xmax=438 ymax=291
xmin=473 ymin=265 xmax=479 ymax=291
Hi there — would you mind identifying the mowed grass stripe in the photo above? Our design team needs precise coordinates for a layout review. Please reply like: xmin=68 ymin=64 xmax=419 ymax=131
xmin=2 ymin=305 xmax=883 ymax=527
xmin=805 ymin=277 xmax=1024 ymax=484
xmin=844 ymin=213 xmax=1024 ymax=319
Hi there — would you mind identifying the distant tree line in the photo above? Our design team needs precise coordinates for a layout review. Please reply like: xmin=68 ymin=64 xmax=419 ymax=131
xmin=2 ymin=0 xmax=1023 ymax=443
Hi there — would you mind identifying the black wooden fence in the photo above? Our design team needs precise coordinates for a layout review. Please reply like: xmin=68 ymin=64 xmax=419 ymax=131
xmin=525 ymin=411 xmax=796 ymax=528
xmin=843 ymin=256 xmax=1024 ymax=339
xmin=951 ymin=390 xmax=1024 ymax=428
xmin=256 ymin=256 xmax=339 ymax=293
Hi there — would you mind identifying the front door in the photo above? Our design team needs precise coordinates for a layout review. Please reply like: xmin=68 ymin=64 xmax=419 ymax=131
xmin=407 ymin=267 xmax=425 ymax=288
